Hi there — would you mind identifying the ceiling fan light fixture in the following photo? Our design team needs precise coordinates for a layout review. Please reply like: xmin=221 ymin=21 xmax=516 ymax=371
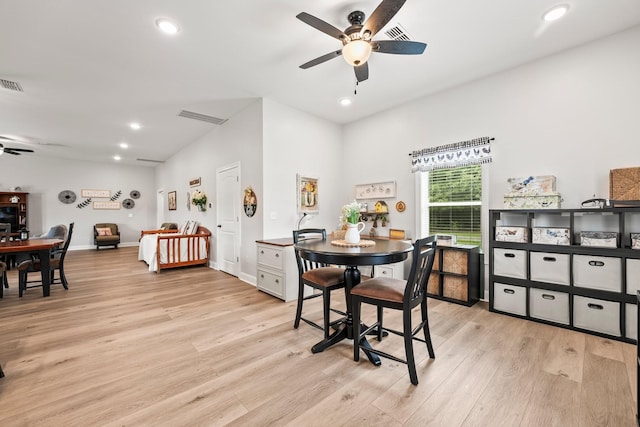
xmin=342 ymin=40 xmax=372 ymax=66
xmin=155 ymin=18 xmax=180 ymax=35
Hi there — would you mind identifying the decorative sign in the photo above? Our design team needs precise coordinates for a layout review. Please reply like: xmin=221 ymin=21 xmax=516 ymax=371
xmin=93 ymin=201 xmax=121 ymax=210
xmin=355 ymin=181 xmax=396 ymax=199
xmin=297 ymin=174 xmax=318 ymax=214
xmin=243 ymin=187 xmax=257 ymax=217
xmin=82 ymin=189 xmax=111 ymax=198
xmin=168 ymin=191 xmax=177 ymax=211
xmin=189 ymin=177 xmax=201 ymax=187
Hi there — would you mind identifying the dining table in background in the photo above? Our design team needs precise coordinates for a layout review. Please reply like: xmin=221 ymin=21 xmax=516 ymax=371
xmin=294 ymin=237 xmax=413 ymax=365
xmin=0 ymin=238 xmax=64 ymax=297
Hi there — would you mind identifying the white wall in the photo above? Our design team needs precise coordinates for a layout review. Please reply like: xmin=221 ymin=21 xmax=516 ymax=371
xmin=0 ymin=155 xmax=156 ymax=248
xmin=342 ymin=26 xmax=640 ymax=241
xmin=262 ymin=98 xmax=344 ymax=239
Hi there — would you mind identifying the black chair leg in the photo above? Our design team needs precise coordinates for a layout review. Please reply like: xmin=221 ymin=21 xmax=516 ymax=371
xmin=18 ymin=270 xmax=26 ymax=297
xmin=403 ymin=310 xmax=418 ymax=385
xmin=323 ymin=289 xmax=331 ymax=338
xmin=421 ymin=300 xmax=435 ymax=358
xmin=376 ymin=306 xmax=384 ymax=341
xmin=353 ymin=296 xmax=361 ymax=362
xmin=294 ymin=282 xmax=305 ymax=329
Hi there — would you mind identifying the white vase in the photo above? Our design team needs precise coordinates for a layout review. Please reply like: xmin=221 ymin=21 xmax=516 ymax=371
xmin=344 ymin=222 xmax=365 ymax=244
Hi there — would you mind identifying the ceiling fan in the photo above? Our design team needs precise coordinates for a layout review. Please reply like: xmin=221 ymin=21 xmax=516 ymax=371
xmin=297 ymin=0 xmax=426 ymax=82
xmin=0 ymin=137 xmax=35 ymax=156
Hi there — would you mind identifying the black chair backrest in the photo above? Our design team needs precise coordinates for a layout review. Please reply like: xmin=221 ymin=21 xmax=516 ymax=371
xmin=293 ymin=228 xmax=330 ymax=274
xmin=404 ymin=236 xmax=438 ymax=308
xmin=0 ymin=223 xmax=10 ymax=242
xmin=56 ymin=222 xmax=74 ymax=261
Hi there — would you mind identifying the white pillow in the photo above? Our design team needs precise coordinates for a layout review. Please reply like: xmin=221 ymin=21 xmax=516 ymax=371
xmin=186 ymin=221 xmax=199 ymax=235
xmin=178 ymin=221 xmax=190 ymax=234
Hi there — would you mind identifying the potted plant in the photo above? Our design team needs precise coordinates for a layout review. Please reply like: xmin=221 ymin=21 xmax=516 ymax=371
xmin=192 ymin=190 xmax=207 ymax=211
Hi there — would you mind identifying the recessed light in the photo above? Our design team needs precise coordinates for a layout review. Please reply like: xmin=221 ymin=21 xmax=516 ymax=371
xmin=119 ymin=142 xmax=128 ymax=149
xmin=340 ymin=98 xmax=352 ymax=106
xmin=130 ymin=122 xmax=142 ymax=130
xmin=113 ymin=155 xmax=121 ymax=161
xmin=156 ymin=18 xmax=180 ymax=35
xmin=543 ymin=4 xmax=570 ymax=22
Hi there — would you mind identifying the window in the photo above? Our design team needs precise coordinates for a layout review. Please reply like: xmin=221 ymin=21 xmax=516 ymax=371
xmin=419 ymin=165 xmax=482 ymax=245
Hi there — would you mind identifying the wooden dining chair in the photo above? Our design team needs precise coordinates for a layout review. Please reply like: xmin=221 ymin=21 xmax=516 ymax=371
xmin=17 ymin=222 xmax=74 ymax=297
xmin=352 ymin=236 xmax=437 ymax=385
xmin=293 ymin=228 xmax=347 ymax=338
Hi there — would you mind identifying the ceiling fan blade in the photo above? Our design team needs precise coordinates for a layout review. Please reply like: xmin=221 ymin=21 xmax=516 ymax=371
xmin=4 ymin=150 xmax=20 ymax=155
xmin=300 ymin=50 xmax=342 ymax=69
xmin=362 ymin=0 xmax=406 ymax=38
xmin=354 ymin=63 xmax=369 ymax=82
xmin=296 ymin=12 xmax=347 ymax=41
xmin=373 ymin=40 xmax=426 ymax=55
xmin=5 ymin=148 xmax=34 ymax=153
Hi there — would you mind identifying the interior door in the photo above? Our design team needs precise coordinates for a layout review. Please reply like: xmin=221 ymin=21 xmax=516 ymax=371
xmin=216 ymin=163 xmax=240 ymax=276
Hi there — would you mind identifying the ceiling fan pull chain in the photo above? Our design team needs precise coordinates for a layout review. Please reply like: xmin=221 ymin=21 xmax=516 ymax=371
xmin=354 ymin=80 xmax=359 ymax=95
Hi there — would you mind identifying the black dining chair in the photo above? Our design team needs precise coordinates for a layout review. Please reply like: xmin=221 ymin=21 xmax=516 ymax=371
xmin=351 ymin=236 xmax=437 ymax=385
xmin=0 ymin=261 xmax=6 ymax=298
xmin=0 ymin=223 xmax=11 ymax=290
xmin=17 ymin=222 xmax=74 ymax=297
xmin=293 ymin=228 xmax=347 ymax=338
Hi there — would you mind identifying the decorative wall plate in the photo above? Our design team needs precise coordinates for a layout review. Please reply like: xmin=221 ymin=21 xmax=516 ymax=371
xmin=122 ymin=198 xmax=135 ymax=209
xmin=395 ymin=201 xmax=406 ymax=212
xmin=243 ymin=187 xmax=257 ymax=217
xmin=130 ymin=190 xmax=141 ymax=199
xmin=58 ymin=190 xmax=77 ymax=204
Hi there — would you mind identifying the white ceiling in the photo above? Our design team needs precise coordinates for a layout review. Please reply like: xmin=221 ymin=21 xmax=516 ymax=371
xmin=1 ymin=0 xmax=639 ymax=166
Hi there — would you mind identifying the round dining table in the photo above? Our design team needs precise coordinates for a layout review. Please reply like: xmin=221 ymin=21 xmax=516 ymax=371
xmin=294 ymin=237 xmax=413 ymax=365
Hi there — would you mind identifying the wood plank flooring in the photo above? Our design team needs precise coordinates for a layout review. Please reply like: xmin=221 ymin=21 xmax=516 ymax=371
xmin=0 ymin=247 xmax=637 ymax=426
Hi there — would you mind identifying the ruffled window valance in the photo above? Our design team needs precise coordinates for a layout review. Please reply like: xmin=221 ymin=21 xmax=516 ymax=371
xmin=411 ymin=137 xmax=493 ymax=172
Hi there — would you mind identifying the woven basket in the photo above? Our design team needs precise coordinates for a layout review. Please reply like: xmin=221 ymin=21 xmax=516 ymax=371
xmin=610 ymin=167 xmax=640 ymax=200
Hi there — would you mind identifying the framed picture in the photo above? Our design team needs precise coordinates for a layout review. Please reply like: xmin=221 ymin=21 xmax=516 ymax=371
xmin=93 ymin=201 xmax=120 ymax=210
xmin=355 ymin=181 xmax=397 ymax=199
xmin=168 ymin=191 xmax=177 ymax=211
xmin=186 ymin=191 xmax=191 ymax=210
xmin=189 ymin=177 xmax=201 ymax=187
xmin=297 ymin=174 xmax=318 ymax=214
xmin=82 ymin=189 xmax=111 ymax=198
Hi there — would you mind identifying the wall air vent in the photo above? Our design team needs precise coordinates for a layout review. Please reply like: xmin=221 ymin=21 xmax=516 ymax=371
xmin=0 ymin=79 xmax=24 ymax=92
xmin=385 ymin=24 xmax=411 ymax=41
xmin=178 ymin=110 xmax=227 ymax=125
xmin=136 ymin=158 xmax=165 ymax=163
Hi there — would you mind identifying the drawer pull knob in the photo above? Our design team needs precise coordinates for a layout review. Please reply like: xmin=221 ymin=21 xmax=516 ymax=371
xmin=541 ymin=294 xmax=555 ymax=300
xmin=542 ymin=257 xmax=556 ymax=262
xmin=275 ymin=279 xmax=279 ymax=283
xmin=503 ymin=288 xmax=515 ymax=294
xmin=260 ymin=274 xmax=264 ymax=278
xmin=588 ymin=260 xmax=605 ymax=267
xmin=587 ymin=303 xmax=604 ymax=310
xmin=504 ymin=253 xmax=516 ymax=258
xmin=275 ymin=253 xmax=280 ymax=258
xmin=260 ymin=250 xmax=264 ymax=254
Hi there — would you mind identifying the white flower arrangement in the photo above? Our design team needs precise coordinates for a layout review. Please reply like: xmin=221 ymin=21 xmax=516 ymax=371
xmin=341 ymin=200 xmax=361 ymax=225
xmin=191 ymin=190 xmax=207 ymax=211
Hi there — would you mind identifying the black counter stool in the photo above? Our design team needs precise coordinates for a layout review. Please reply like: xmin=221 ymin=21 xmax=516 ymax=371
xmin=352 ymin=236 xmax=437 ymax=385
xmin=293 ymin=228 xmax=347 ymax=338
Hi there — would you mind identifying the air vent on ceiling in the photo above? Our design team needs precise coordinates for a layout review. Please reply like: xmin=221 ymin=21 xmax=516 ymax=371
xmin=0 ymin=79 xmax=24 ymax=92
xmin=136 ymin=158 xmax=165 ymax=164
xmin=385 ymin=24 xmax=412 ymax=41
xmin=178 ymin=110 xmax=227 ymax=125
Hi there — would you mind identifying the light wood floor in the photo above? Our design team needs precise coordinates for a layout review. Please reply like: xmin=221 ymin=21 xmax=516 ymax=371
xmin=0 ymin=247 xmax=637 ymax=426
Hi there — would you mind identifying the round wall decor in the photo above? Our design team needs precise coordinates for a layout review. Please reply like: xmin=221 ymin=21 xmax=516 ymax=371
xmin=122 ymin=198 xmax=135 ymax=209
xmin=58 ymin=190 xmax=77 ymax=204
xmin=395 ymin=201 xmax=406 ymax=212
xmin=130 ymin=190 xmax=141 ymax=199
xmin=243 ymin=187 xmax=257 ymax=217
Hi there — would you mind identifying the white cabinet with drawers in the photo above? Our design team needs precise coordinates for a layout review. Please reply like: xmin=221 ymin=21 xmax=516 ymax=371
xmin=256 ymin=239 xmax=299 ymax=302
xmin=490 ymin=208 xmax=640 ymax=344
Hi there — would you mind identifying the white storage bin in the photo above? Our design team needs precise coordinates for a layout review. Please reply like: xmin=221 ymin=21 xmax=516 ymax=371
xmin=626 ymin=259 xmax=640 ymax=295
xmin=493 ymin=248 xmax=527 ymax=279
xmin=493 ymin=283 xmax=526 ymax=316
xmin=626 ymin=303 xmax=637 ymax=340
xmin=529 ymin=288 xmax=569 ymax=325
xmin=530 ymin=252 xmax=570 ymax=285
xmin=572 ymin=255 xmax=622 ymax=292
xmin=573 ymin=296 xmax=621 ymax=337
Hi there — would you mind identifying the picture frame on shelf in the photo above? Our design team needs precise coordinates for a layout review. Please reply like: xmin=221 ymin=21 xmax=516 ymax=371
xmin=297 ymin=174 xmax=318 ymax=214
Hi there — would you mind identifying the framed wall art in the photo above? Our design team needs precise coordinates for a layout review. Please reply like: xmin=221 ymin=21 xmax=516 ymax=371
xmin=81 ymin=189 xmax=110 ymax=198
xmin=168 ymin=191 xmax=177 ymax=211
xmin=93 ymin=201 xmax=121 ymax=210
xmin=297 ymin=174 xmax=318 ymax=214
xmin=355 ymin=181 xmax=396 ymax=199
xmin=189 ymin=177 xmax=201 ymax=187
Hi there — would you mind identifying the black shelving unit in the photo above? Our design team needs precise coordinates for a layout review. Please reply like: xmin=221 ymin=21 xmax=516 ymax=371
xmin=427 ymin=244 xmax=482 ymax=306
